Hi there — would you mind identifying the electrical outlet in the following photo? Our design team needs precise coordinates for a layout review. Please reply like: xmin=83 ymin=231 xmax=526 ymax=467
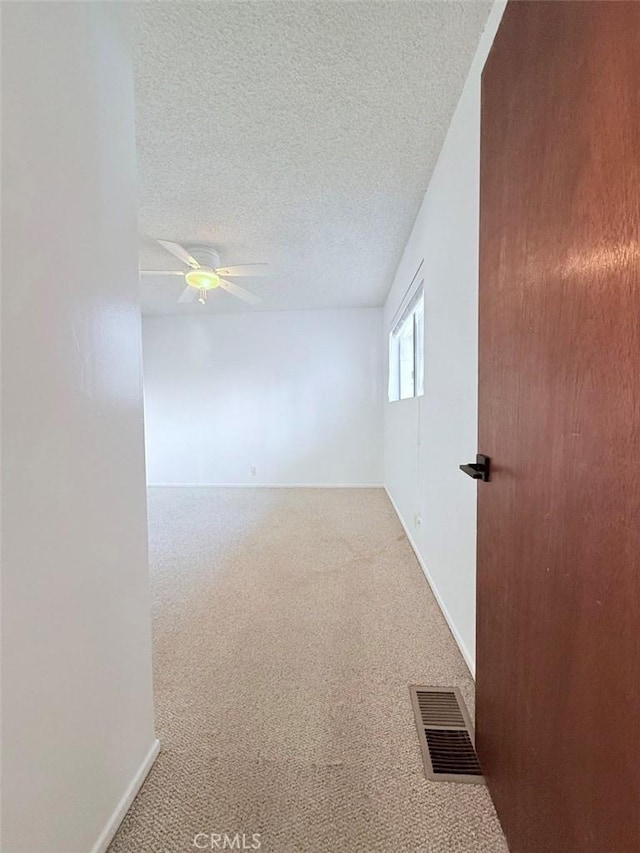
xmin=414 ymin=513 xmax=422 ymax=529
xmin=250 ymin=466 xmax=257 ymax=477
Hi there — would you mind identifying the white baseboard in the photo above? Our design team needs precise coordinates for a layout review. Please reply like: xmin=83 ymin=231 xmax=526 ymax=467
xmin=384 ymin=487 xmax=475 ymax=679
xmin=91 ymin=738 xmax=160 ymax=853
xmin=148 ymin=483 xmax=384 ymax=489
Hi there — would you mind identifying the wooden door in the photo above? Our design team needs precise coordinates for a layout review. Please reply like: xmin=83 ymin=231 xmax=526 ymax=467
xmin=476 ymin=3 xmax=640 ymax=852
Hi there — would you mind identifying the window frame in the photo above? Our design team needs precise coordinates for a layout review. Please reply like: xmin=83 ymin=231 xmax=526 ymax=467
xmin=388 ymin=279 xmax=424 ymax=403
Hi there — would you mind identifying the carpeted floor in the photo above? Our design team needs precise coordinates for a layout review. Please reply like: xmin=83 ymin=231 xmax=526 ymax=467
xmin=109 ymin=487 xmax=507 ymax=853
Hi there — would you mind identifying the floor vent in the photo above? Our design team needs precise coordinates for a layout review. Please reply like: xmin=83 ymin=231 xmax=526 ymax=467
xmin=410 ymin=685 xmax=484 ymax=784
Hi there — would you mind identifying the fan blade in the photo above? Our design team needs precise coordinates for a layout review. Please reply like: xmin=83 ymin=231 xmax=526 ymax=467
xmin=139 ymin=270 xmax=185 ymax=276
xmin=178 ymin=285 xmax=197 ymax=304
xmin=215 ymin=263 xmax=271 ymax=278
xmin=157 ymin=240 xmax=200 ymax=269
xmin=218 ymin=279 xmax=262 ymax=305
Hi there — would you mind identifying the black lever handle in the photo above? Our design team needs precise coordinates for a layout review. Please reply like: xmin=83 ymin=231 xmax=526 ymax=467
xmin=459 ymin=454 xmax=490 ymax=482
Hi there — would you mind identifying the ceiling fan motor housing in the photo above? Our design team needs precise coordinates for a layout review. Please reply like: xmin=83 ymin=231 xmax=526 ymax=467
xmin=186 ymin=245 xmax=221 ymax=271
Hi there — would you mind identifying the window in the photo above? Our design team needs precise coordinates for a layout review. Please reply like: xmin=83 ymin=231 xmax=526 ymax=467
xmin=388 ymin=282 xmax=424 ymax=402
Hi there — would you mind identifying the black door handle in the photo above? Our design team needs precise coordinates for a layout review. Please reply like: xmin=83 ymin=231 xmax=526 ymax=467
xmin=459 ymin=454 xmax=490 ymax=482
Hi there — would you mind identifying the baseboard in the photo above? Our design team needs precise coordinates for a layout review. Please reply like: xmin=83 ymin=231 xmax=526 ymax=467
xmin=148 ymin=483 xmax=384 ymax=489
xmin=384 ymin=487 xmax=476 ymax=679
xmin=91 ymin=738 xmax=160 ymax=853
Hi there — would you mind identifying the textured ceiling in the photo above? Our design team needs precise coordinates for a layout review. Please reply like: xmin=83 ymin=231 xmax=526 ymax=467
xmin=129 ymin=1 xmax=492 ymax=315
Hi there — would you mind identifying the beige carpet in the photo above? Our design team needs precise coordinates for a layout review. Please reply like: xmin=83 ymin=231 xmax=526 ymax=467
xmin=109 ymin=487 xmax=507 ymax=853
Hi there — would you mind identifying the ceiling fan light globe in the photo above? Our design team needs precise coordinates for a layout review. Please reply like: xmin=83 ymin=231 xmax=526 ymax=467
xmin=185 ymin=268 xmax=220 ymax=290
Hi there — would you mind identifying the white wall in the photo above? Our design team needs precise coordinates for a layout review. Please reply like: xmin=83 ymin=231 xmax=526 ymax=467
xmin=1 ymin=5 xmax=157 ymax=852
xmin=383 ymin=3 xmax=505 ymax=675
xmin=142 ymin=309 xmax=383 ymax=486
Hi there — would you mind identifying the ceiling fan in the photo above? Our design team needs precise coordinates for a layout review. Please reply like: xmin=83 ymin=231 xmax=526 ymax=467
xmin=140 ymin=240 xmax=271 ymax=305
